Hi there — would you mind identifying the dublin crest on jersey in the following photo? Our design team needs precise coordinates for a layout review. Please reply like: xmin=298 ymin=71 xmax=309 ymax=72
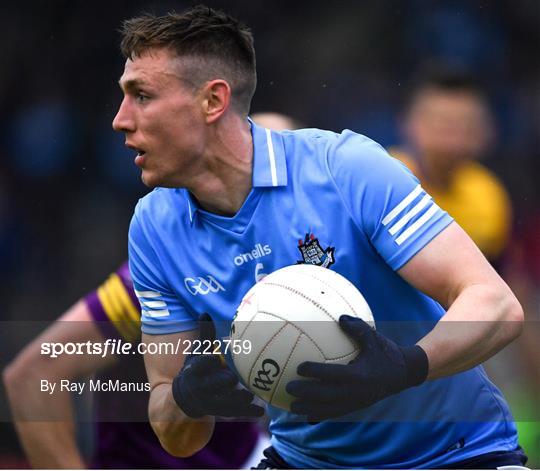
xmin=297 ymin=232 xmax=335 ymax=268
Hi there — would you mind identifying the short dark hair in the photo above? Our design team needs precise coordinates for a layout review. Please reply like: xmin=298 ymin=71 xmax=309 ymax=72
xmin=404 ymin=65 xmax=486 ymax=111
xmin=120 ymin=5 xmax=256 ymax=115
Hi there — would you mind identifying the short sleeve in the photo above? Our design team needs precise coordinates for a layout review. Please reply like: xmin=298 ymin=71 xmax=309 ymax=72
xmin=327 ymin=131 xmax=453 ymax=270
xmin=129 ymin=204 xmax=197 ymax=335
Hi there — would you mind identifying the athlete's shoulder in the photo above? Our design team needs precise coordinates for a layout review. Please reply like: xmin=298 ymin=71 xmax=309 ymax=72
xmin=280 ymin=128 xmax=401 ymax=173
xmin=276 ymin=127 xmax=334 ymax=160
xmin=284 ymin=127 xmax=339 ymax=141
xmin=130 ymin=188 xmax=185 ymax=264
xmin=132 ymin=187 xmax=191 ymax=242
xmin=322 ymin=130 xmax=415 ymax=189
xmin=328 ymin=129 xmax=400 ymax=163
xmin=284 ymin=127 xmax=403 ymax=169
xmin=134 ymin=187 xmax=185 ymax=220
xmin=279 ymin=127 xmax=365 ymax=152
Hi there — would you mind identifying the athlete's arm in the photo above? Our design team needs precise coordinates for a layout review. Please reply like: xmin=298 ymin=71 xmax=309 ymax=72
xmin=129 ymin=207 xmax=216 ymax=456
xmin=288 ymin=222 xmax=524 ymax=421
xmin=326 ymin=134 xmax=523 ymax=375
xmin=143 ymin=315 xmax=263 ymax=457
xmin=142 ymin=330 xmax=215 ymax=458
xmin=399 ymin=221 xmax=524 ymax=379
xmin=288 ymin=134 xmax=524 ymax=420
xmin=2 ymin=301 xmax=115 ymax=469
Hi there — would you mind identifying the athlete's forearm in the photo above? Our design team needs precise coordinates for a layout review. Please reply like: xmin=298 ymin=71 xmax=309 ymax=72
xmin=148 ymin=382 xmax=214 ymax=457
xmin=2 ymin=300 xmax=115 ymax=468
xmin=418 ymin=282 xmax=523 ymax=379
xmin=3 ymin=367 xmax=85 ymax=468
xmin=13 ymin=422 xmax=84 ymax=468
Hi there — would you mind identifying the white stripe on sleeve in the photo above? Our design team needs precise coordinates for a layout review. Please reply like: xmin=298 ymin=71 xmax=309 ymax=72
xmin=142 ymin=309 xmax=170 ymax=318
xmin=134 ymin=290 xmax=161 ymax=299
xmin=141 ymin=300 xmax=167 ymax=309
xmin=389 ymin=194 xmax=432 ymax=236
xmin=395 ymin=204 xmax=440 ymax=245
xmin=382 ymin=185 xmax=423 ymax=226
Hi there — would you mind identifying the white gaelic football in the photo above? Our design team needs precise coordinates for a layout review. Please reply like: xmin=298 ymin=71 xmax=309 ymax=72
xmin=230 ymin=264 xmax=374 ymax=411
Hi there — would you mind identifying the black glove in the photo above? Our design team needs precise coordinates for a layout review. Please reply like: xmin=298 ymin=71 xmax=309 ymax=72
xmin=286 ymin=315 xmax=428 ymax=421
xmin=172 ymin=313 xmax=264 ymax=419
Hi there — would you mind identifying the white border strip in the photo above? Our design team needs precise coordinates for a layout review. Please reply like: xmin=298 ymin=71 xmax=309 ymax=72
xmin=395 ymin=204 xmax=440 ymax=245
xmin=389 ymin=194 xmax=432 ymax=236
xmin=142 ymin=309 xmax=170 ymax=318
xmin=382 ymin=185 xmax=423 ymax=226
xmin=141 ymin=300 xmax=167 ymax=309
xmin=135 ymin=290 xmax=161 ymax=299
xmin=265 ymin=128 xmax=278 ymax=186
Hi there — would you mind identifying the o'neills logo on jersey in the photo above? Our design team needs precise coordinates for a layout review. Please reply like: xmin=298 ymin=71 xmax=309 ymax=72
xmin=234 ymin=244 xmax=272 ymax=266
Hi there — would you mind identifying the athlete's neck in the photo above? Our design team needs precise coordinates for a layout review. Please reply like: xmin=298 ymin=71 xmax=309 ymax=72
xmin=189 ymin=118 xmax=253 ymax=217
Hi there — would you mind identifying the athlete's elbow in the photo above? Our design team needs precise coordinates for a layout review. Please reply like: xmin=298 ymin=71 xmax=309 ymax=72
xmin=2 ymin=363 xmax=15 ymax=394
xmin=502 ymin=293 xmax=524 ymax=342
xmin=477 ymin=283 xmax=524 ymax=349
xmin=158 ymin=437 xmax=201 ymax=458
xmin=3 ymin=356 xmax=31 ymax=400
xmin=150 ymin=421 xmax=209 ymax=458
xmin=3 ymin=349 xmax=53 ymax=402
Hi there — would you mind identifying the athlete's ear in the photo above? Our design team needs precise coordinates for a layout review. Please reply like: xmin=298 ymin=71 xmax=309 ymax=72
xmin=202 ymin=79 xmax=231 ymax=124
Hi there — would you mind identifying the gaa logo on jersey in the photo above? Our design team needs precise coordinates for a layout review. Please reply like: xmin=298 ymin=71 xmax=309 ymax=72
xmin=297 ymin=232 xmax=335 ymax=268
xmin=184 ymin=275 xmax=225 ymax=296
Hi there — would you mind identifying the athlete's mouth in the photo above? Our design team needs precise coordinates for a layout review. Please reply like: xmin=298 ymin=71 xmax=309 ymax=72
xmin=126 ymin=143 xmax=146 ymax=157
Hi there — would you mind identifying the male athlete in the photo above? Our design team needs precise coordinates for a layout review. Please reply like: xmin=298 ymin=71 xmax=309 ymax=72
xmin=2 ymin=109 xmax=289 ymax=469
xmin=113 ymin=6 xmax=526 ymax=469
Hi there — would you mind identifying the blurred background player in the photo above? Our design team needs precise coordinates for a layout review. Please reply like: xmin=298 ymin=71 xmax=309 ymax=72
xmin=1 ymin=112 xmax=295 ymax=469
xmin=390 ymin=68 xmax=511 ymax=266
xmin=389 ymin=67 xmax=539 ymax=464
xmin=3 ymin=262 xmax=266 ymax=469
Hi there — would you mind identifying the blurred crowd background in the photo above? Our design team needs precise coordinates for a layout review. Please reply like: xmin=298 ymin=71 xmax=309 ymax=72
xmin=0 ymin=0 xmax=538 ymax=468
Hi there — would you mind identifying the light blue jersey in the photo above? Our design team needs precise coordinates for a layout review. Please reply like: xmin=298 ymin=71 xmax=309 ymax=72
xmin=129 ymin=121 xmax=518 ymax=468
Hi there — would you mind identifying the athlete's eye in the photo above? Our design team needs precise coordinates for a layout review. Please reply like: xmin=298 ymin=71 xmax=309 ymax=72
xmin=135 ymin=92 xmax=150 ymax=104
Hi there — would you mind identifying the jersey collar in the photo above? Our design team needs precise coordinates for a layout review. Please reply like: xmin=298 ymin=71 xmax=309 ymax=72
xmin=250 ymin=118 xmax=288 ymax=188
xmin=185 ymin=117 xmax=288 ymax=225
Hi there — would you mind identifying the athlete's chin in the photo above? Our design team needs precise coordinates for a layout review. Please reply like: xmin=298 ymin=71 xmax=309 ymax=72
xmin=141 ymin=171 xmax=180 ymax=189
xmin=140 ymin=171 xmax=162 ymax=189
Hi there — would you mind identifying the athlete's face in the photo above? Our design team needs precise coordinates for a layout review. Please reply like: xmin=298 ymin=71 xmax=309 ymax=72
xmin=113 ymin=48 xmax=206 ymax=188
xmin=405 ymin=90 xmax=493 ymax=168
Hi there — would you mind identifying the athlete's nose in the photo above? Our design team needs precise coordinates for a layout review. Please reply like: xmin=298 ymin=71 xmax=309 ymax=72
xmin=112 ymin=97 xmax=136 ymax=133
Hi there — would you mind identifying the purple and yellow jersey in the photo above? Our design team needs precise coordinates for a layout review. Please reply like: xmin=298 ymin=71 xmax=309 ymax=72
xmin=85 ymin=263 xmax=141 ymax=342
xmin=84 ymin=262 xmax=259 ymax=469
